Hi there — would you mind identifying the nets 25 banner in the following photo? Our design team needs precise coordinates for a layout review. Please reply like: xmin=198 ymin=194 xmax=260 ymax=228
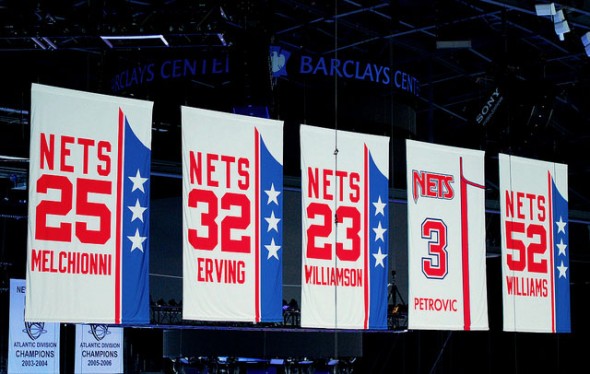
xmin=182 ymin=107 xmax=284 ymax=323
xmin=27 ymin=84 xmax=153 ymax=324
xmin=499 ymin=154 xmax=570 ymax=333
xmin=300 ymin=125 xmax=389 ymax=330
xmin=407 ymin=140 xmax=488 ymax=331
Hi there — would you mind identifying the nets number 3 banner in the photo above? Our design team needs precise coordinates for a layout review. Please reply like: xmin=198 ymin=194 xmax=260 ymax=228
xmin=499 ymin=154 xmax=571 ymax=333
xmin=407 ymin=140 xmax=488 ymax=331
xmin=27 ymin=84 xmax=153 ymax=324
xmin=300 ymin=125 xmax=389 ymax=330
xmin=182 ymin=107 xmax=284 ymax=323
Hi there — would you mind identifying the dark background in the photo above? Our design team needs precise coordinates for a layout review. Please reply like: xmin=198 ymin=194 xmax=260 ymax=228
xmin=2 ymin=1 xmax=590 ymax=372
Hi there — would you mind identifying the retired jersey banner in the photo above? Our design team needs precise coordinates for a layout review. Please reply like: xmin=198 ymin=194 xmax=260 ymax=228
xmin=26 ymin=84 xmax=153 ymax=324
xmin=300 ymin=125 xmax=389 ymax=330
xmin=8 ymin=279 xmax=60 ymax=373
xmin=499 ymin=154 xmax=570 ymax=333
xmin=75 ymin=324 xmax=124 ymax=373
xmin=182 ymin=107 xmax=284 ymax=322
xmin=406 ymin=140 xmax=488 ymax=331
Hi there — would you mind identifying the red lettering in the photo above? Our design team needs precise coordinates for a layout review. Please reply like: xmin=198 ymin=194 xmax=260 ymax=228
xmin=40 ymin=133 xmax=55 ymax=170
xmin=60 ymin=135 xmax=75 ymax=173
xmin=412 ymin=170 xmax=454 ymax=201
xmin=77 ymin=137 xmax=95 ymax=175
xmin=206 ymin=153 xmax=219 ymax=187
xmin=97 ymin=141 xmax=111 ymax=176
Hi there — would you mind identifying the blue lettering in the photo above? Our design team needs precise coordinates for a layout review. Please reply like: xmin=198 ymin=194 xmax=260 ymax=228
xmin=184 ymin=59 xmax=197 ymax=76
xmin=172 ymin=59 xmax=183 ymax=78
xmin=343 ymin=60 xmax=355 ymax=78
xmin=361 ymin=64 xmax=374 ymax=81
xmin=394 ymin=70 xmax=402 ymax=89
xmin=212 ymin=58 xmax=224 ymax=73
xmin=313 ymin=57 xmax=328 ymax=75
xmin=382 ymin=67 xmax=390 ymax=85
xmin=300 ymin=56 xmax=314 ymax=74
xmin=374 ymin=65 xmax=385 ymax=84
xmin=160 ymin=60 xmax=172 ymax=79
xmin=330 ymin=58 xmax=343 ymax=77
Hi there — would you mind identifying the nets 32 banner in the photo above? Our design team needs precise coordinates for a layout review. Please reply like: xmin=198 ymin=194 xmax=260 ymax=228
xmin=407 ymin=140 xmax=488 ymax=331
xmin=300 ymin=125 xmax=389 ymax=329
xmin=499 ymin=154 xmax=570 ymax=333
xmin=182 ymin=107 xmax=284 ymax=322
xmin=8 ymin=279 xmax=60 ymax=373
xmin=27 ymin=84 xmax=153 ymax=324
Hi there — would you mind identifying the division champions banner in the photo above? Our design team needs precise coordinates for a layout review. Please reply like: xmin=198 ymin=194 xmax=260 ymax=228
xmin=182 ymin=107 xmax=284 ymax=322
xmin=406 ymin=140 xmax=488 ymax=331
xmin=499 ymin=154 xmax=570 ymax=333
xmin=8 ymin=279 xmax=60 ymax=373
xmin=27 ymin=84 xmax=153 ymax=324
xmin=300 ymin=125 xmax=389 ymax=329
xmin=75 ymin=324 xmax=123 ymax=373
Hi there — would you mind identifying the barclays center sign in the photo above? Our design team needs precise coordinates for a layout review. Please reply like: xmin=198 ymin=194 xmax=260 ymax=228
xmin=270 ymin=46 xmax=421 ymax=97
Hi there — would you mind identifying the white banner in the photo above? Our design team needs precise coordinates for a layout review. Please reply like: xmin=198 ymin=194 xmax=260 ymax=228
xmin=406 ymin=140 xmax=488 ymax=331
xmin=27 ymin=84 xmax=153 ymax=324
xmin=499 ymin=154 xmax=570 ymax=333
xmin=300 ymin=125 xmax=389 ymax=329
xmin=8 ymin=279 xmax=60 ymax=373
xmin=182 ymin=107 xmax=284 ymax=322
xmin=75 ymin=324 xmax=124 ymax=373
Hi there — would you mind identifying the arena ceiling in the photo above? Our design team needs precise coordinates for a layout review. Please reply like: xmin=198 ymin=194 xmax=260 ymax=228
xmin=2 ymin=0 xmax=590 ymax=219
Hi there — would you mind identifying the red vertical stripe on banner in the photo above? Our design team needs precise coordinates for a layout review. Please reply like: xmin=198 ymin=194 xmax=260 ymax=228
xmin=459 ymin=157 xmax=472 ymax=330
xmin=363 ymin=145 xmax=369 ymax=329
xmin=254 ymin=128 xmax=261 ymax=322
xmin=547 ymin=172 xmax=556 ymax=332
xmin=115 ymin=109 xmax=124 ymax=324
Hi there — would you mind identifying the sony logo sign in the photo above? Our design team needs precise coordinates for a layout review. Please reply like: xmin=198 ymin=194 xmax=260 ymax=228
xmin=476 ymin=87 xmax=503 ymax=126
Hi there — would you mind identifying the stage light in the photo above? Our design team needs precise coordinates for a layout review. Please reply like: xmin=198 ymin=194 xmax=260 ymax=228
xmin=327 ymin=359 xmax=339 ymax=366
xmin=270 ymin=358 xmax=284 ymax=365
xmin=553 ymin=10 xmax=570 ymax=41
xmin=535 ymin=3 xmax=556 ymax=16
xmin=582 ymin=32 xmax=590 ymax=56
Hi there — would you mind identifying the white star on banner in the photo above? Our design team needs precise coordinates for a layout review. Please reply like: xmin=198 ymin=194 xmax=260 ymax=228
xmin=373 ymin=221 xmax=387 ymax=242
xmin=128 ymin=228 xmax=147 ymax=253
xmin=372 ymin=247 xmax=387 ymax=268
xmin=265 ymin=211 xmax=281 ymax=233
xmin=265 ymin=183 xmax=281 ymax=205
xmin=128 ymin=199 xmax=147 ymax=222
xmin=129 ymin=169 xmax=148 ymax=193
xmin=372 ymin=196 xmax=386 ymax=216
xmin=557 ymin=260 xmax=568 ymax=279
xmin=265 ymin=238 xmax=281 ymax=260
xmin=556 ymin=239 xmax=567 ymax=256
xmin=556 ymin=216 xmax=567 ymax=234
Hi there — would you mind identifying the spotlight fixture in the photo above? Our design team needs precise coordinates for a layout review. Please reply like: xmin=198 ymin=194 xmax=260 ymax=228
xmin=581 ymin=32 xmax=590 ymax=56
xmin=535 ymin=3 xmax=556 ymax=16
xmin=553 ymin=9 xmax=570 ymax=41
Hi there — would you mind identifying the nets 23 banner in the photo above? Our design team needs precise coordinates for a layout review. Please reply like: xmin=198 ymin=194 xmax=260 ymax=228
xmin=407 ymin=140 xmax=488 ymax=331
xmin=27 ymin=84 xmax=153 ymax=324
xmin=300 ymin=125 xmax=389 ymax=330
xmin=499 ymin=154 xmax=570 ymax=333
xmin=182 ymin=107 xmax=284 ymax=322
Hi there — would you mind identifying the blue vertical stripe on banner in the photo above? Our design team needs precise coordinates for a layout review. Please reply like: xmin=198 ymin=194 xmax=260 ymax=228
xmin=121 ymin=115 xmax=150 ymax=324
xmin=259 ymin=133 xmax=283 ymax=322
xmin=368 ymin=152 xmax=388 ymax=330
xmin=552 ymin=179 xmax=571 ymax=333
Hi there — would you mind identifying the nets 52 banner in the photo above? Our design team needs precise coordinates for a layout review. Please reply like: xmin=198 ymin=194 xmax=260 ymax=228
xmin=8 ymin=279 xmax=60 ymax=373
xmin=406 ymin=140 xmax=488 ymax=331
xmin=300 ymin=125 xmax=389 ymax=330
xmin=182 ymin=107 xmax=284 ymax=322
xmin=499 ymin=154 xmax=570 ymax=333
xmin=27 ymin=84 xmax=153 ymax=324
